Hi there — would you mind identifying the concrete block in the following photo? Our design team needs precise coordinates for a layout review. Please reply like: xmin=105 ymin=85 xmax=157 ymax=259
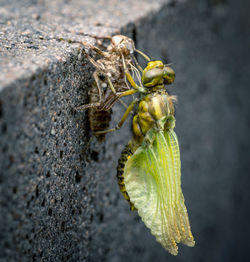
xmin=0 ymin=0 xmax=250 ymax=261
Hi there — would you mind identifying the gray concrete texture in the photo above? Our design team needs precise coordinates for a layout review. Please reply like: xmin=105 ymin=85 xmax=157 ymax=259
xmin=0 ymin=0 xmax=249 ymax=261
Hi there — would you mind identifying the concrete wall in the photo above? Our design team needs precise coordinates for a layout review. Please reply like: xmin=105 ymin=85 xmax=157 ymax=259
xmin=0 ymin=0 xmax=249 ymax=261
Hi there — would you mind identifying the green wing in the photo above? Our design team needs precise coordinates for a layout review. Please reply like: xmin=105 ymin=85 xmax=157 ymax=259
xmin=124 ymin=129 xmax=195 ymax=255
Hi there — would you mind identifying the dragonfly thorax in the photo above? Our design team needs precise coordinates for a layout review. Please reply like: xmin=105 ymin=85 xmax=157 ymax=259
xmin=132 ymin=91 xmax=175 ymax=141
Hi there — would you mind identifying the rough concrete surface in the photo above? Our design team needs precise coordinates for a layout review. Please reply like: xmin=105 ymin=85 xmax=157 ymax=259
xmin=0 ymin=0 xmax=250 ymax=261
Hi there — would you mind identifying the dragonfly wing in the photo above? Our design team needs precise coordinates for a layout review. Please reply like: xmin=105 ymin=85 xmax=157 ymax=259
xmin=124 ymin=129 xmax=195 ymax=255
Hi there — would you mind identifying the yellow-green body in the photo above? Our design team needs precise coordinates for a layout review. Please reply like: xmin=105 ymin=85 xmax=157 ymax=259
xmin=117 ymin=90 xmax=175 ymax=211
xmin=132 ymin=91 xmax=175 ymax=142
xmin=115 ymin=60 xmax=195 ymax=255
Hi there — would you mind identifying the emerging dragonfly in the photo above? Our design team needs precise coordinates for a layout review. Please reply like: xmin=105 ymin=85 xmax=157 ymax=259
xmin=97 ymin=59 xmax=195 ymax=255
xmin=77 ymin=35 xmax=150 ymax=142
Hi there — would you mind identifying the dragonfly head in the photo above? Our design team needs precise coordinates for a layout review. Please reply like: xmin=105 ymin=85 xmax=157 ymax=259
xmin=142 ymin=61 xmax=175 ymax=88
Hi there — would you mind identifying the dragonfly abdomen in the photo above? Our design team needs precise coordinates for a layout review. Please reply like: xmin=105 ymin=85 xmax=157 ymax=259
xmin=117 ymin=142 xmax=137 ymax=211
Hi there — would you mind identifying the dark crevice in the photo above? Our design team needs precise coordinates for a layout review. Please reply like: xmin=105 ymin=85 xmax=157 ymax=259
xmin=2 ymin=123 xmax=7 ymax=134
xmin=99 ymin=212 xmax=104 ymax=222
xmin=12 ymin=186 xmax=17 ymax=194
xmin=75 ymin=171 xmax=82 ymax=183
xmin=61 ymin=221 xmax=65 ymax=232
xmin=90 ymin=150 xmax=99 ymax=161
xmin=60 ymin=150 xmax=63 ymax=158
xmin=48 ymin=208 xmax=52 ymax=216
xmin=35 ymin=186 xmax=39 ymax=197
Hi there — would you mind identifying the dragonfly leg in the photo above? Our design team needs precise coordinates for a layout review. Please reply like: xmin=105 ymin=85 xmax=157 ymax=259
xmin=134 ymin=48 xmax=151 ymax=62
xmin=131 ymin=54 xmax=143 ymax=72
xmin=100 ymin=88 xmax=138 ymax=111
xmin=82 ymin=41 xmax=111 ymax=59
xmin=88 ymin=57 xmax=106 ymax=73
xmin=106 ymin=77 xmax=128 ymax=109
xmin=93 ymin=71 xmax=104 ymax=102
xmin=76 ymin=102 xmax=101 ymax=111
xmin=118 ymin=89 xmax=138 ymax=98
xmin=121 ymin=55 xmax=146 ymax=93
xmin=95 ymin=99 xmax=138 ymax=135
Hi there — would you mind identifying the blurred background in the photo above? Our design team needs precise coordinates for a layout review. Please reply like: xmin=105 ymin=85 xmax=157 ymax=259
xmin=0 ymin=0 xmax=250 ymax=261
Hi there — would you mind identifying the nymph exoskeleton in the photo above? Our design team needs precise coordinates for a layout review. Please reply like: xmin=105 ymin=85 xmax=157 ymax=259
xmin=97 ymin=59 xmax=195 ymax=255
xmin=77 ymin=35 xmax=150 ymax=142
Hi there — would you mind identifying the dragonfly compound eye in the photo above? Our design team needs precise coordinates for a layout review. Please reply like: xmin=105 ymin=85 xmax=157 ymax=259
xmin=163 ymin=66 xmax=175 ymax=85
xmin=142 ymin=68 xmax=164 ymax=87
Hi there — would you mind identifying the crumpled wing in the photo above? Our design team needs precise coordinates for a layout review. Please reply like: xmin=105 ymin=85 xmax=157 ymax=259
xmin=124 ymin=129 xmax=195 ymax=255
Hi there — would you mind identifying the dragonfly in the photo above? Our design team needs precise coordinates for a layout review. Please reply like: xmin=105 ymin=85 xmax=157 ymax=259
xmin=97 ymin=59 xmax=195 ymax=255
